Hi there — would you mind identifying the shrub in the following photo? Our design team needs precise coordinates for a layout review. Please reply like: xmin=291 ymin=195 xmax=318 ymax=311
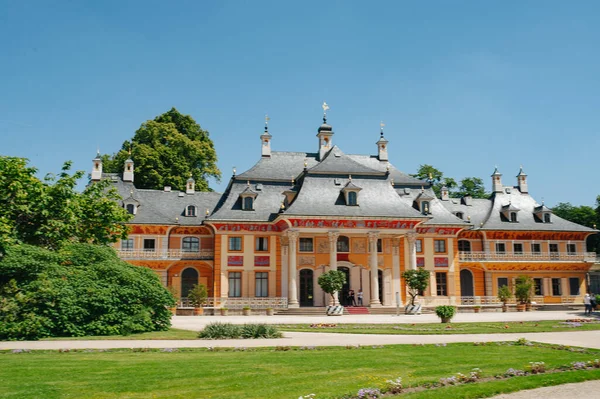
xmin=240 ymin=323 xmax=282 ymax=339
xmin=435 ymin=305 xmax=456 ymax=322
xmin=497 ymin=285 xmax=512 ymax=304
xmin=317 ymin=270 xmax=346 ymax=305
xmin=402 ymin=268 xmax=430 ymax=306
xmin=198 ymin=322 xmax=241 ymax=339
xmin=384 ymin=377 xmax=403 ymax=394
xmin=0 ymin=244 xmax=174 ymax=340
xmin=515 ymin=275 xmax=533 ymax=304
xmin=187 ymin=284 xmax=207 ymax=307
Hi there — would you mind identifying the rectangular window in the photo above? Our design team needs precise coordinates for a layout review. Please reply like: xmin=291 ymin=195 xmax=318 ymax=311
xmin=255 ymin=272 xmax=268 ymax=297
xmin=121 ymin=238 xmax=134 ymax=251
xmin=551 ymin=278 xmax=562 ymax=296
xmin=497 ymin=277 xmax=509 ymax=290
xmin=567 ymin=244 xmax=576 ymax=254
xmin=143 ymin=239 xmax=155 ymax=252
xmin=299 ymin=238 xmax=313 ymax=252
xmin=569 ymin=278 xmax=580 ymax=296
xmin=534 ymin=278 xmax=543 ymax=295
xmin=229 ymin=237 xmax=242 ymax=251
xmin=532 ymin=243 xmax=541 ymax=253
xmin=496 ymin=243 xmax=506 ymax=253
xmin=549 ymin=243 xmax=558 ymax=253
xmin=436 ymin=272 xmax=447 ymax=296
xmin=377 ymin=239 xmax=383 ymax=253
xmin=255 ymin=237 xmax=268 ymax=252
xmin=229 ymin=272 xmax=242 ymax=297
xmin=434 ymin=240 xmax=446 ymax=253
xmin=415 ymin=239 xmax=423 ymax=253
xmin=513 ymin=243 xmax=523 ymax=254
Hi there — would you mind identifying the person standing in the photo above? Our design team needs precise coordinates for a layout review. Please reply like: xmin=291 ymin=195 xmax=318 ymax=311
xmin=357 ymin=289 xmax=363 ymax=306
xmin=584 ymin=293 xmax=592 ymax=315
xmin=591 ymin=293 xmax=597 ymax=313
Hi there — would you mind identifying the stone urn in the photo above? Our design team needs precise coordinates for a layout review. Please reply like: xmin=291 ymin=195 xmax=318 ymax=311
xmin=326 ymin=305 xmax=344 ymax=316
xmin=405 ymin=303 xmax=422 ymax=315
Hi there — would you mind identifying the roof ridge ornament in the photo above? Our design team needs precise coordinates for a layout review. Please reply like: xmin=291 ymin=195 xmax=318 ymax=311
xmin=322 ymin=101 xmax=330 ymax=124
xmin=264 ymin=114 xmax=270 ymax=133
xmin=380 ymin=121 xmax=385 ymax=137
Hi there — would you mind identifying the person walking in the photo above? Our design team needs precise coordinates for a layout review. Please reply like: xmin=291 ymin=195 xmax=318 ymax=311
xmin=357 ymin=289 xmax=363 ymax=306
xmin=584 ymin=293 xmax=592 ymax=315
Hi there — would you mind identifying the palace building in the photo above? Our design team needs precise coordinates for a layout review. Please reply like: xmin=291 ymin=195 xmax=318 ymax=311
xmin=92 ymin=112 xmax=598 ymax=311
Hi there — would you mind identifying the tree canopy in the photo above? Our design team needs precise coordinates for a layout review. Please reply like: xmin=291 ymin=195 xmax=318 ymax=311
xmin=552 ymin=197 xmax=600 ymax=253
xmin=0 ymin=156 xmax=131 ymax=252
xmin=410 ymin=164 xmax=488 ymax=199
xmin=102 ymin=108 xmax=221 ymax=191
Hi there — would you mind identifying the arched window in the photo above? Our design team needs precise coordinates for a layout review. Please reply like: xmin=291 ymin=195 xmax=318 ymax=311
xmin=126 ymin=204 xmax=135 ymax=214
xmin=181 ymin=268 xmax=199 ymax=298
xmin=544 ymin=213 xmax=551 ymax=223
xmin=348 ymin=191 xmax=357 ymax=206
xmin=510 ymin=212 xmax=518 ymax=222
xmin=186 ymin=205 xmax=196 ymax=217
xmin=243 ymin=197 xmax=254 ymax=210
xmin=421 ymin=201 xmax=430 ymax=214
xmin=458 ymin=240 xmax=471 ymax=252
xmin=182 ymin=237 xmax=199 ymax=252
xmin=337 ymin=236 xmax=350 ymax=253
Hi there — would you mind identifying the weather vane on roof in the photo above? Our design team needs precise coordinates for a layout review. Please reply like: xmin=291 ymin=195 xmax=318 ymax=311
xmin=380 ymin=121 xmax=385 ymax=135
xmin=264 ymin=114 xmax=270 ymax=132
xmin=322 ymin=101 xmax=330 ymax=123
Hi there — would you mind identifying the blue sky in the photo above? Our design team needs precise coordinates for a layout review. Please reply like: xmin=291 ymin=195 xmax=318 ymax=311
xmin=1 ymin=1 xmax=599 ymax=206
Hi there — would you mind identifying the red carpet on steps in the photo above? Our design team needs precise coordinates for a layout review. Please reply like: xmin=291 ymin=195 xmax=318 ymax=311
xmin=345 ymin=307 xmax=370 ymax=315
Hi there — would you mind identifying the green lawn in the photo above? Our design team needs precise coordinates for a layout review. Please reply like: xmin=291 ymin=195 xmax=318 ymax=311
xmin=1 ymin=342 xmax=599 ymax=399
xmin=43 ymin=328 xmax=199 ymax=341
xmin=278 ymin=319 xmax=600 ymax=335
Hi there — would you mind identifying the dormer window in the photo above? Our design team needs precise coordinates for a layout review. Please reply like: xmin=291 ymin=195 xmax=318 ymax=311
xmin=186 ymin=205 xmax=197 ymax=217
xmin=501 ymin=203 xmax=520 ymax=222
xmin=341 ymin=177 xmax=362 ymax=206
xmin=243 ymin=197 xmax=254 ymax=210
xmin=239 ymin=181 xmax=258 ymax=211
xmin=414 ymin=188 xmax=434 ymax=215
xmin=126 ymin=204 xmax=136 ymax=215
xmin=544 ymin=213 xmax=551 ymax=223
xmin=455 ymin=212 xmax=464 ymax=220
xmin=421 ymin=201 xmax=430 ymax=215
xmin=534 ymin=204 xmax=552 ymax=223
xmin=510 ymin=212 xmax=518 ymax=222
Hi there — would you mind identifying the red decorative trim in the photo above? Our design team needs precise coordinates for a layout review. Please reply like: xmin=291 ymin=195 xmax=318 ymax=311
xmin=287 ymin=219 xmax=419 ymax=229
xmin=416 ymin=257 xmax=425 ymax=267
xmin=337 ymin=253 xmax=350 ymax=262
xmin=227 ymin=256 xmax=244 ymax=266
xmin=254 ymin=256 xmax=270 ymax=266
xmin=213 ymin=223 xmax=282 ymax=232
xmin=416 ymin=227 xmax=463 ymax=235
xmin=434 ymin=257 xmax=449 ymax=267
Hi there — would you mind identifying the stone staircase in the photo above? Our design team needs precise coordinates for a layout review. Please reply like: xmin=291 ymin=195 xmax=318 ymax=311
xmin=275 ymin=306 xmax=435 ymax=316
xmin=345 ymin=306 xmax=370 ymax=315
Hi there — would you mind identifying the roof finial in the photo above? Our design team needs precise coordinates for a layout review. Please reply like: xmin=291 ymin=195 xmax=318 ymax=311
xmin=232 ymin=166 xmax=236 ymax=176
xmin=380 ymin=121 xmax=385 ymax=137
xmin=541 ymin=197 xmax=544 ymax=205
xmin=247 ymin=180 xmax=250 ymax=187
xmin=264 ymin=114 xmax=270 ymax=133
xmin=322 ymin=101 xmax=330 ymax=123
xmin=349 ymin=174 xmax=352 ymax=181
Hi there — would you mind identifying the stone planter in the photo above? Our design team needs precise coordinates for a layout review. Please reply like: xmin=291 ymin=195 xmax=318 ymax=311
xmin=405 ymin=303 xmax=422 ymax=315
xmin=266 ymin=308 xmax=274 ymax=316
xmin=193 ymin=307 xmax=204 ymax=316
xmin=220 ymin=308 xmax=229 ymax=316
xmin=516 ymin=303 xmax=526 ymax=312
xmin=473 ymin=307 xmax=481 ymax=313
xmin=326 ymin=305 xmax=344 ymax=316
xmin=242 ymin=308 xmax=251 ymax=316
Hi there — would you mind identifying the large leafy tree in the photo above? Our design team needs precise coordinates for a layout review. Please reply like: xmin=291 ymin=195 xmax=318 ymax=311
xmin=103 ymin=108 xmax=221 ymax=191
xmin=0 ymin=156 xmax=131 ymax=252
xmin=410 ymin=164 xmax=457 ymax=197
xmin=553 ymin=200 xmax=600 ymax=253
xmin=455 ymin=177 xmax=488 ymax=199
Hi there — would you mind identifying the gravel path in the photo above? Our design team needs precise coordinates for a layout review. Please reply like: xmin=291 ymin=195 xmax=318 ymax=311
xmin=488 ymin=380 xmax=600 ymax=398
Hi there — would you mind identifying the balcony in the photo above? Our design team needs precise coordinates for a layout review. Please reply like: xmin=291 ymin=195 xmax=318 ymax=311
xmin=117 ymin=249 xmax=214 ymax=260
xmin=459 ymin=251 xmax=597 ymax=263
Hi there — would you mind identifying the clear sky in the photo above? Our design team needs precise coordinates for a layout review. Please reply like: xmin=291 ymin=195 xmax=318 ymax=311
xmin=1 ymin=1 xmax=599 ymax=206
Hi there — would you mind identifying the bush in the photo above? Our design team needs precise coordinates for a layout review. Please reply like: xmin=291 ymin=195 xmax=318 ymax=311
xmin=198 ymin=322 xmax=283 ymax=339
xmin=0 ymin=243 xmax=175 ymax=340
xmin=435 ymin=305 xmax=456 ymax=322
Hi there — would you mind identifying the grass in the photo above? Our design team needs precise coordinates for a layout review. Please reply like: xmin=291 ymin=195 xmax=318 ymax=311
xmin=1 ymin=342 xmax=600 ymax=398
xmin=42 ymin=328 xmax=199 ymax=341
xmin=278 ymin=319 xmax=600 ymax=335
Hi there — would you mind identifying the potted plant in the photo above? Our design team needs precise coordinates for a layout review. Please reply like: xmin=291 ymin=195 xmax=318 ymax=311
xmin=473 ymin=305 xmax=481 ymax=313
xmin=166 ymin=285 xmax=179 ymax=315
xmin=187 ymin=283 xmax=208 ymax=316
xmin=266 ymin=307 xmax=274 ymax=316
xmin=220 ymin=307 xmax=229 ymax=316
xmin=515 ymin=275 xmax=533 ymax=312
xmin=435 ymin=305 xmax=456 ymax=323
xmin=317 ymin=270 xmax=347 ymax=316
xmin=242 ymin=306 xmax=251 ymax=316
xmin=497 ymin=285 xmax=512 ymax=312
xmin=402 ymin=268 xmax=430 ymax=314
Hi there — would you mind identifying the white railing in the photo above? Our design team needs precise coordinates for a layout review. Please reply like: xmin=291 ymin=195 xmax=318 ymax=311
xmin=178 ymin=297 xmax=288 ymax=309
xmin=117 ymin=249 xmax=214 ymax=260
xmin=459 ymin=251 xmax=596 ymax=262
xmin=459 ymin=296 xmax=545 ymax=305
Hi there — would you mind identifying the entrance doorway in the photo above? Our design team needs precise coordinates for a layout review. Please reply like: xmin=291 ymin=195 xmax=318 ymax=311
xmin=299 ymin=269 xmax=314 ymax=307
xmin=339 ymin=267 xmax=350 ymax=306
xmin=181 ymin=268 xmax=199 ymax=298
xmin=378 ymin=270 xmax=383 ymax=305
xmin=460 ymin=269 xmax=474 ymax=297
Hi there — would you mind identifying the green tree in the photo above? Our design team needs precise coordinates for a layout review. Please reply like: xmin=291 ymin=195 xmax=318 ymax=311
xmin=317 ymin=270 xmax=346 ymax=305
xmin=103 ymin=108 xmax=221 ymax=191
xmin=402 ymin=268 xmax=430 ymax=306
xmin=0 ymin=157 xmax=131 ymax=252
xmin=454 ymin=177 xmax=488 ymax=199
xmin=410 ymin=164 xmax=457 ymax=197
xmin=553 ymin=200 xmax=600 ymax=253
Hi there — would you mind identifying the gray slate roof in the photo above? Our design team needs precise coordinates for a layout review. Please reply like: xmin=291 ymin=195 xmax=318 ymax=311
xmin=308 ymin=146 xmax=383 ymax=175
xmin=396 ymin=186 xmax=469 ymax=226
xmin=237 ymin=151 xmax=319 ymax=181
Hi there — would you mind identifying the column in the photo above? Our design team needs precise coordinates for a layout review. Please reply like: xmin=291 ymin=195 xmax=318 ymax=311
xmin=368 ymin=231 xmax=381 ymax=306
xmin=280 ymin=236 xmax=289 ymax=298
xmin=406 ymin=231 xmax=418 ymax=270
xmin=287 ymin=230 xmax=300 ymax=308
xmin=328 ymin=231 xmax=340 ymax=305
xmin=392 ymin=237 xmax=402 ymax=306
